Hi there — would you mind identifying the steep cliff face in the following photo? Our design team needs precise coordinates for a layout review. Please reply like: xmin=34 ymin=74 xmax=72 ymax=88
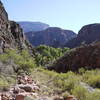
xmin=10 ymin=21 xmax=26 ymax=48
xmin=25 ymin=27 xmax=76 ymax=47
xmin=66 ymin=24 xmax=100 ymax=48
xmin=0 ymin=1 xmax=26 ymax=53
xmin=47 ymin=42 xmax=100 ymax=72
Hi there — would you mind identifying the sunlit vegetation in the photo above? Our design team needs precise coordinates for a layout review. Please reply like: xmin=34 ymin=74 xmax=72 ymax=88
xmin=0 ymin=75 xmax=16 ymax=91
xmin=33 ymin=45 xmax=70 ymax=66
xmin=31 ymin=68 xmax=100 ymax=99
xmin=0 ymin=49 xmax=36 ymax=70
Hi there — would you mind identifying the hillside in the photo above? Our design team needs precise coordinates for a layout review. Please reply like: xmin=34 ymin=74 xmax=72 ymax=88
xmin=47 ymin=42 xmax=100 ymax=73
xmin=25 ymin=27 xmax=76 ymax=47
xmin=66 ymin=24 xmax=100 ymax=48
xmin=18 ymin=21 xmax=49 ymax=32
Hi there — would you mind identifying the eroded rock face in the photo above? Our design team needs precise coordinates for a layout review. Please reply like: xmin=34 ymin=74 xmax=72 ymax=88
xmin=10 ymin=21 xmax=26 ymax=49
xmin=25 ymin=27 xmax=76 ymax=47
xmin=47 ymin=42 xmax=100 ymax=72
xmin=0 ymin=1 xmax=26 ymax=53
xmin=66 ymin=24 xmax=100 ymax=48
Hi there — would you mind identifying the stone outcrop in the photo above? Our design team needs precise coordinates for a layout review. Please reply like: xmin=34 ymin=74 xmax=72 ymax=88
xmin=0 ymin=1 xmax=26 ymax=53
xmin=25 ymin=27 xmax=76 ymax=47
xmin=10 ymin=21 xmax=26 ymax=48
xmin=66 ymin=24 xmax=100 ymax=48
xmin=47 ymin=42 xmax=100 ymax=72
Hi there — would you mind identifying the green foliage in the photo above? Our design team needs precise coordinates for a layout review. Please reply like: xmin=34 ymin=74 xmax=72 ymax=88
xmin=31 ymin=68 xmax=100 ymax=98
xmin=34 ymin=45 xmax=70 ymax=66
xmin=82 ymin=69 xmax=100 ymax=88
xmin=0 ymin=75 xmax=16 ymax=90
xmin=61 ymin=92 xmax=70 ymax=98
xmin=0 ymin=53 xmax=9 ymax=63
xmin=86 ymin=90 xmax=100 ymax=100
xmin=0 ymin=78 xmax=9 ymax=87
xmin=53 ymin=72 xmax=80 ymax=92
xmin=0 ymin=49 xmax=36 ymax=70
xmin=79 ymin=68 xmax=86 ymax=74
xmin=72 ymin=85 xmax=88 ymax=100
xmin=35 ymin=69 xmax=80 ymax=93
xmin=72 ymin=85 xmax=100 ymax=100
xmin=86 ymin=75 xmax=100 ymax=88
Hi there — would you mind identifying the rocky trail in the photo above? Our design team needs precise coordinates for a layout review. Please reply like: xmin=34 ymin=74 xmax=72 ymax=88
xmin=0 ymin=74 xmax=40 ymax=100
xmin=0 ymin=74 xmax=77 ymax=100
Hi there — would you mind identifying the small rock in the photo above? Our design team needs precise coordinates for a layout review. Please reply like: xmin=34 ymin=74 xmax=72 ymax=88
xmin=53 ymin=96 xmax=63 ymax=100
xmin=16 ymin=94 xmax=25 ymax=100
xmin=13 ymin=86 xmax=20 ymax=94
xmin=66 ymin=95 xmax=77 ymax=100
xmin=33 ymin=86 xmax=40 ymax=91
xmin=18 ymin=84 xmax=33 ymax=92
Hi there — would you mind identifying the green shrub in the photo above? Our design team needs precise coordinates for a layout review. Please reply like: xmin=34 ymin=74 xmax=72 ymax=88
xmin=0 ymin=75 xmax=16 ymax=89
xmin=34 ymin=45 xmax=70 ymax=66
xmin=0 ymin=53 xmax=9 ymax=63
xmin=53 ymin=71 xmax=80 ymax=92
xmin=0 ymin=49 xmax=36 ymax=71
xmin=72 ymin=85 xmax=88 ymax=100
xmin=86 ymin=90 xmax=100 ymax=100
xmin=82 ymin=69 xmax=100 ymax=88
xmin=86 ymin=75 xmax=100 ymax=88
xmin=61 ymin=91 xmax=70 ymax=98
xmin=79 ymin=68 xmax=86 ymax=74
xmin=31 ymin=68 xmax=100 ymax=97
xmin=0 ymin=78 xmax=9 ymax=87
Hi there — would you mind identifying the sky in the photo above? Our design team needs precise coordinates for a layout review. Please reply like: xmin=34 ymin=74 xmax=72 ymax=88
xmin=2 ymin=0 xmax=100 ymax=33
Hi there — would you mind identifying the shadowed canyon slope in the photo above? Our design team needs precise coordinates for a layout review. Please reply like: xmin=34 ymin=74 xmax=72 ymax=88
xmin=47 ymin=42 xmax=100 ymax=72
xmin=66 ymin=24 xmax=100 ymax=48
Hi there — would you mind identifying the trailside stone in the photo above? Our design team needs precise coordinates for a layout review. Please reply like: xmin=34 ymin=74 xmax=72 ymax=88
xmin=16 ymin=94 xmax=24 ymax=100
xmin=66 ymin=95 xmax=77 ymax=100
